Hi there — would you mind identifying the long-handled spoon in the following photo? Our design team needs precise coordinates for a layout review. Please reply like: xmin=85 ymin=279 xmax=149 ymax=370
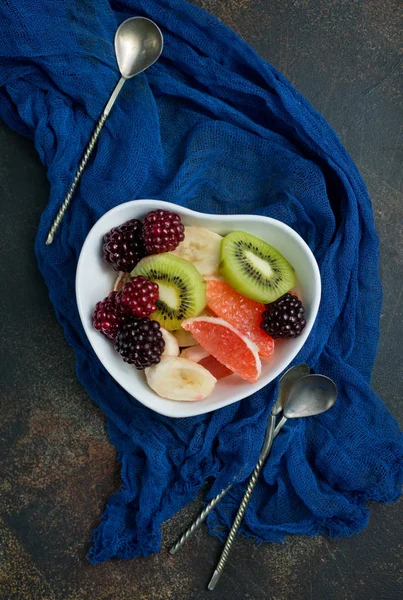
xmin=46 ymin=17 xmax=163 ymax=245
xmin=169 ymin=364 xmax=310 ymax=556
xmin=208 ymin=374 xmax=338 ymax=590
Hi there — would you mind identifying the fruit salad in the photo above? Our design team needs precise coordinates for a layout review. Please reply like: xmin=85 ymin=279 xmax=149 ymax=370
xmin=93 ymin=209 xmax=306 ymax=402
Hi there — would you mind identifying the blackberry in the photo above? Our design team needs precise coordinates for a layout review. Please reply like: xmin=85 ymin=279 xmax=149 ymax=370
xmin=117 ymin=276 xmax=159 ymax=318
xmin=115 ymin=317 xmax=165 ymax=369
xmin=142 ymin=209 xmax=185 ymax=255
xmin=103 ymin=219 xmax=145 ymax=272
xmin=92 ymin=292 xmax=131 ymax=340
xmin=261 ymin=293 xmax=306 ymax=339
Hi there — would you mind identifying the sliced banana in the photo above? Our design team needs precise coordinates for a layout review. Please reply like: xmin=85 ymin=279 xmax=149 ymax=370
xmin=180 ymin=345 xmax=209 ymax=362
xmin=145 ymin=357 xmax=217 ymax=402
xmin=113 ymin=272 xmax=129 ymax=292
xmin=161 ymin=328 xmax=180 ymax=357
xmin=170 ymin=226 xmax=223 ymax=276
xmin=204 ymin=274 xmax=225 ymax=282
xmin=173 ymin=328 xmax=198 ymax=348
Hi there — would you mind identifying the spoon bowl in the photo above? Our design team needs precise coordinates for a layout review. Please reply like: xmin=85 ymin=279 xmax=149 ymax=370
xmin=115 ymin=17 xmax=163 ymax=78
xmin=272 ymin=363 xmax=310 ymax=415
xmin=284 ymin=374 xmax=338 ymax=419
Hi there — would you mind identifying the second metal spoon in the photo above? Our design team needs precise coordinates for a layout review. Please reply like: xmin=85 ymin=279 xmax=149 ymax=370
xmin=46 ymin=17 xmax=163 ymax=244
xmin=208 ymin=373 xmax=338 ymax=590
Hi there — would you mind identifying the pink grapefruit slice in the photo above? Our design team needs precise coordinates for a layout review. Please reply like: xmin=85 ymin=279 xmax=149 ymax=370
xmin=180 ymin=345 xmax=232 ymax=380
xmin=181 ymin=316 xmax=261 ymax=383
xmin=199 ymin=356 xmax=233 ymax=380
xmin=206 ymin=279 xmax=274 ymax=359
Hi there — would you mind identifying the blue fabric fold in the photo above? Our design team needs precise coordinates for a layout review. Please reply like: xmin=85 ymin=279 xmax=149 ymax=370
xmin=1 ymin=0 xmax=402 ymax=563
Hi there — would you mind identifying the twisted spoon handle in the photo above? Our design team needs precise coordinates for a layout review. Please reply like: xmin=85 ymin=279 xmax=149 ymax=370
xmin=208 ymin=413 xmax=276 ymax=591
xmin=46 ymin=76 xmax=126 ymax=245
xmin=45 ymin=112 xmax=108 ymax=244
xmin=169 ymin=415 xmax=285 ymax=556
xmin=169 ymin=485 xmax=232 ymax=556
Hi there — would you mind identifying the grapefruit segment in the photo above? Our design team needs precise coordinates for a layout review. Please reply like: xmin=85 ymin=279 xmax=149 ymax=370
xmin=206 ymin=279 xmax=274 ymax=359
xmin=199 ymin=356 xmax=233 ymax=380
xmin=182 ymin=316 xmax=261 ymax=383
xmin=181 ymin=345 xmax=233 ymax=380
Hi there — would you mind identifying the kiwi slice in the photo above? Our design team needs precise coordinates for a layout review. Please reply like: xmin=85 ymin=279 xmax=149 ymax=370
xmin=220 ymin=231 xmax=296 ymax=303
xmin=132 ymin=254 xmax=206 ymax=331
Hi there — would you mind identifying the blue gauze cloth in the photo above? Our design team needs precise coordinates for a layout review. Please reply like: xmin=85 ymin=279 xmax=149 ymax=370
xmin=1 ymin=0 xmax=402 ymax=563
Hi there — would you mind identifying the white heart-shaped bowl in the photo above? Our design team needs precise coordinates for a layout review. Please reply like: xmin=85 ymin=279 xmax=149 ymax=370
xmin=76 ymin=200 xmax=321 ymax=418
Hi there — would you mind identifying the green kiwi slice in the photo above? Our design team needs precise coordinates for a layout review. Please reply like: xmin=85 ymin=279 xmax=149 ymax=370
xmin=220 ymin=231 xmax=296 ymax=303
xmin=132 ymin=254 xmax=206 ymax=331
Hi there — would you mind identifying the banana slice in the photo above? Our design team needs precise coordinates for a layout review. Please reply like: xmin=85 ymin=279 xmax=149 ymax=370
xmin=145 ymin=357 xmax=217 ymax=401
xmin=170 ymin=226 xmax=223 ymax=276
xmin=173 ymin=328 xmax=198 ymax=348
xmin=180 ymin=345 xmax=209 ymax=362
xmin=113 ymin=272 xmax=129 ymax=292
xmin=161 ymin=328 xmax=180 ymax=357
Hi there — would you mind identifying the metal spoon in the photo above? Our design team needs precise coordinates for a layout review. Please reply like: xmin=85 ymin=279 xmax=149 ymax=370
xmin=208 ymin=373 xmax=338 ymax=590
xmin=46 ymin=17 xmax=163 ymax=245
xmin=169 ymin=364 xmax=310 ymax=556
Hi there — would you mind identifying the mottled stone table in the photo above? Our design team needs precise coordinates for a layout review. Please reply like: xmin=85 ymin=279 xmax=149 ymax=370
xmin=1 ymin=1 xmax=402 ymax=599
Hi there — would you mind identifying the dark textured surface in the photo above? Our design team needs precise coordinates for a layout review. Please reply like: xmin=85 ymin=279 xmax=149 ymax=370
xmin=1 ymin=1 xmax=402 ymax=598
